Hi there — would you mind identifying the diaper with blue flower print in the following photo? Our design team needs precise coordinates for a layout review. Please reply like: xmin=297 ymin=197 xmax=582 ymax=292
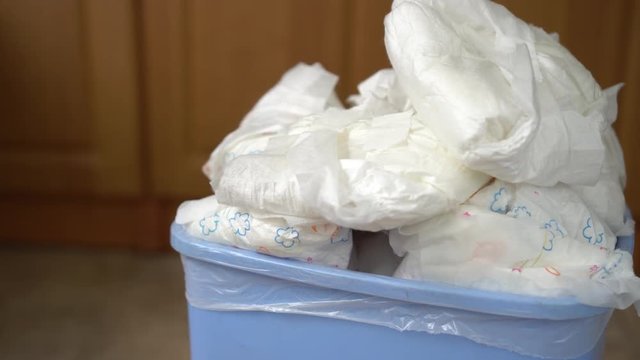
xmin=175 ymin=195 xmax=352 ymax=269
xmin=468 ymin=180 xmax=618 ymax=251
xmin=390 ymin=180 xmax=640 ymax=309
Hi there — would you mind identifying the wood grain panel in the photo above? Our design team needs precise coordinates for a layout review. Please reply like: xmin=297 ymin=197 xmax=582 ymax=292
xmin=189 ymin=0 xmax=347 ymax=152
xmin=0 ymin=0 xmax=89 ymax=148
xmin=188 ymin=0 xmax=292 ymax=154
xmin=0 ymin=197 xmax=180 ymax=251
xmin=144 ymin=0 xmax=348 ymax=197
xmin=345 ymin=0 xmax=392 ymax=96
xmin=495 ymin=0 xmax=631 ymax=87
xmin=142 ymin=0 xmax=201 ymax=196
xmin=0 ymin=0 xmax=142 ymax=196
xmin=495 ymin=1 xmax=570 ymax=40
xmin=616 ymin=1 xmax=640 ymax=274
xmin=0 ymin=151 xmax=95 ymax=195
xmin=84 ymin=0 xmax=143 ymax=195
xmin=565 ymin=0 xmax=631 ymax=87
xmin=288 ymin=1 xmax=348 ymax=94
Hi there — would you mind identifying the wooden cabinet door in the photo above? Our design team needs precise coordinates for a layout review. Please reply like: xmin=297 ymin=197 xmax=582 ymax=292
xmin=0 ymin=0 xmax=155 ymax=249
xmin=0 ymin=0 xmax=141 ymax=196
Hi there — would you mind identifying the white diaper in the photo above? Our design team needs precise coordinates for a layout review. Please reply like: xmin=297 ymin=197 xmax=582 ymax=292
xmin=203 ymin=63 xmax=342 ymax=189
xmin=215 ymin=70 xmax=490 ymax=231
xmin=175 ymin=196 xmax=352 ymax=269
xmin=467 ymin=180 xmax=618 ymax=251
xmin=385 ymin=0 xmax=613 ymax=186
xmin=391 ymin=188 xmax=640 ymax=309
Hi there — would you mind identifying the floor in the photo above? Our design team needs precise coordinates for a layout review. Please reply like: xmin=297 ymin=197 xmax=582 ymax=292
xmin=0 ymin=246 xmax=189 ymax=360
xmin=0 ymin=246 xmax=638 ymax=360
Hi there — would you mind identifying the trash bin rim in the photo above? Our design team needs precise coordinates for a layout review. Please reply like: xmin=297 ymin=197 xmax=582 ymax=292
xmin=171 ymin=222 xmax=633 ymax=320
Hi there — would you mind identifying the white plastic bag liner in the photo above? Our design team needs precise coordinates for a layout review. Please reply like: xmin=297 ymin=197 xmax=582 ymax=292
xmin=175 ymin=196 xmax=352 ymax=269
xmin=215 ymin=69 xmax=489 ymax=231
xmin=172 ymin=223 xmax=622 ymax=359
xmin=391 ymin=203 xmax=640 ymax=310
xmin=384 ymin=0 xmax=612 ymax=186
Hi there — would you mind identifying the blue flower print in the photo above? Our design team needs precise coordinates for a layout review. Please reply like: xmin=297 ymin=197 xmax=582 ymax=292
xmin=544 ymin=219 xmax=566 ymax=238
xmin=595 ymin=233 xmax=604 ymax=245
xmin=542 ymin=231 xmax=556 ymax=252
xmin=274 ymin=227 xmax=300 ymax=248
xmin=199 ymin=213 xmax=220 ymax=235
xmin=582 ymin=217 xmax=604 ymax=245
xmin=542 ymin=219 xmax=566 ymax=252
xmin=509 ymin=205 xmax=532 ymax=218
xmin=229 ymin=212 xmax=251 ymax=236
xmin=594 ymin=251 xmax=624 ymax=280
xmin=490 ymin=187 xmax=509 ymax=214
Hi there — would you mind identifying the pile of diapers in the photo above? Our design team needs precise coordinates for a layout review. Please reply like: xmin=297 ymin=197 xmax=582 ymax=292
xmin=176 ymin=64 xmax=354 ymax=269
xmin=176 ymin=0 xmax=640 ymax=310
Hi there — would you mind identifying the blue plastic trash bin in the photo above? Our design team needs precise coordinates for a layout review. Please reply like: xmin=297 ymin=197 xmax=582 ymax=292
xmin=171 ymin=222 xmax=635 ymax=360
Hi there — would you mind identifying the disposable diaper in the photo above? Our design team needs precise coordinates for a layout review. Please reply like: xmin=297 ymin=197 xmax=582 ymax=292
xmin=467 ymin=180 xmax=618 ymax=251
xmin=391 ymin=185 xmax=640 ymax=309
xmin=570 ymin=86 xmax=632 ymax=236
xmin=203 ymin=63 xmax=342 ymax=189
xmin=215 ymin=70 xmax=490 ymax=231
xmin=384 ymin=0 xmax=612 ymax=186
xmin=175 ymin=196 xmax=353 ymax=269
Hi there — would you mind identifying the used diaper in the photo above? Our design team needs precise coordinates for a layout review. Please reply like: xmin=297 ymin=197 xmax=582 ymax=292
xmin=467 ymin=180 xmax=618 ymax=251
xmin=175 ymin=196 xmax=353 ymax=269
xmin=391 ymin=182 xmax=640 ymax=309
xmin=215 ymin=70 xmax=490 ymax=231
xmin=570 ymin=91 xmax=632 ymax=236
xmin=203 ymin=62 xmax=343 ymax=189
xmin=385 ymin=0 xmax=612 ymax=186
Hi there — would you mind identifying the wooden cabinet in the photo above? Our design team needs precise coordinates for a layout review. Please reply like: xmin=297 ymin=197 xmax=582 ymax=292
xmin=0 ymin=0 xmax=638 ymax=273
xmin=0 ymin=0 xmax=155 ymax=249
xmin=0 ymin=0 xmax=141 ymax=196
